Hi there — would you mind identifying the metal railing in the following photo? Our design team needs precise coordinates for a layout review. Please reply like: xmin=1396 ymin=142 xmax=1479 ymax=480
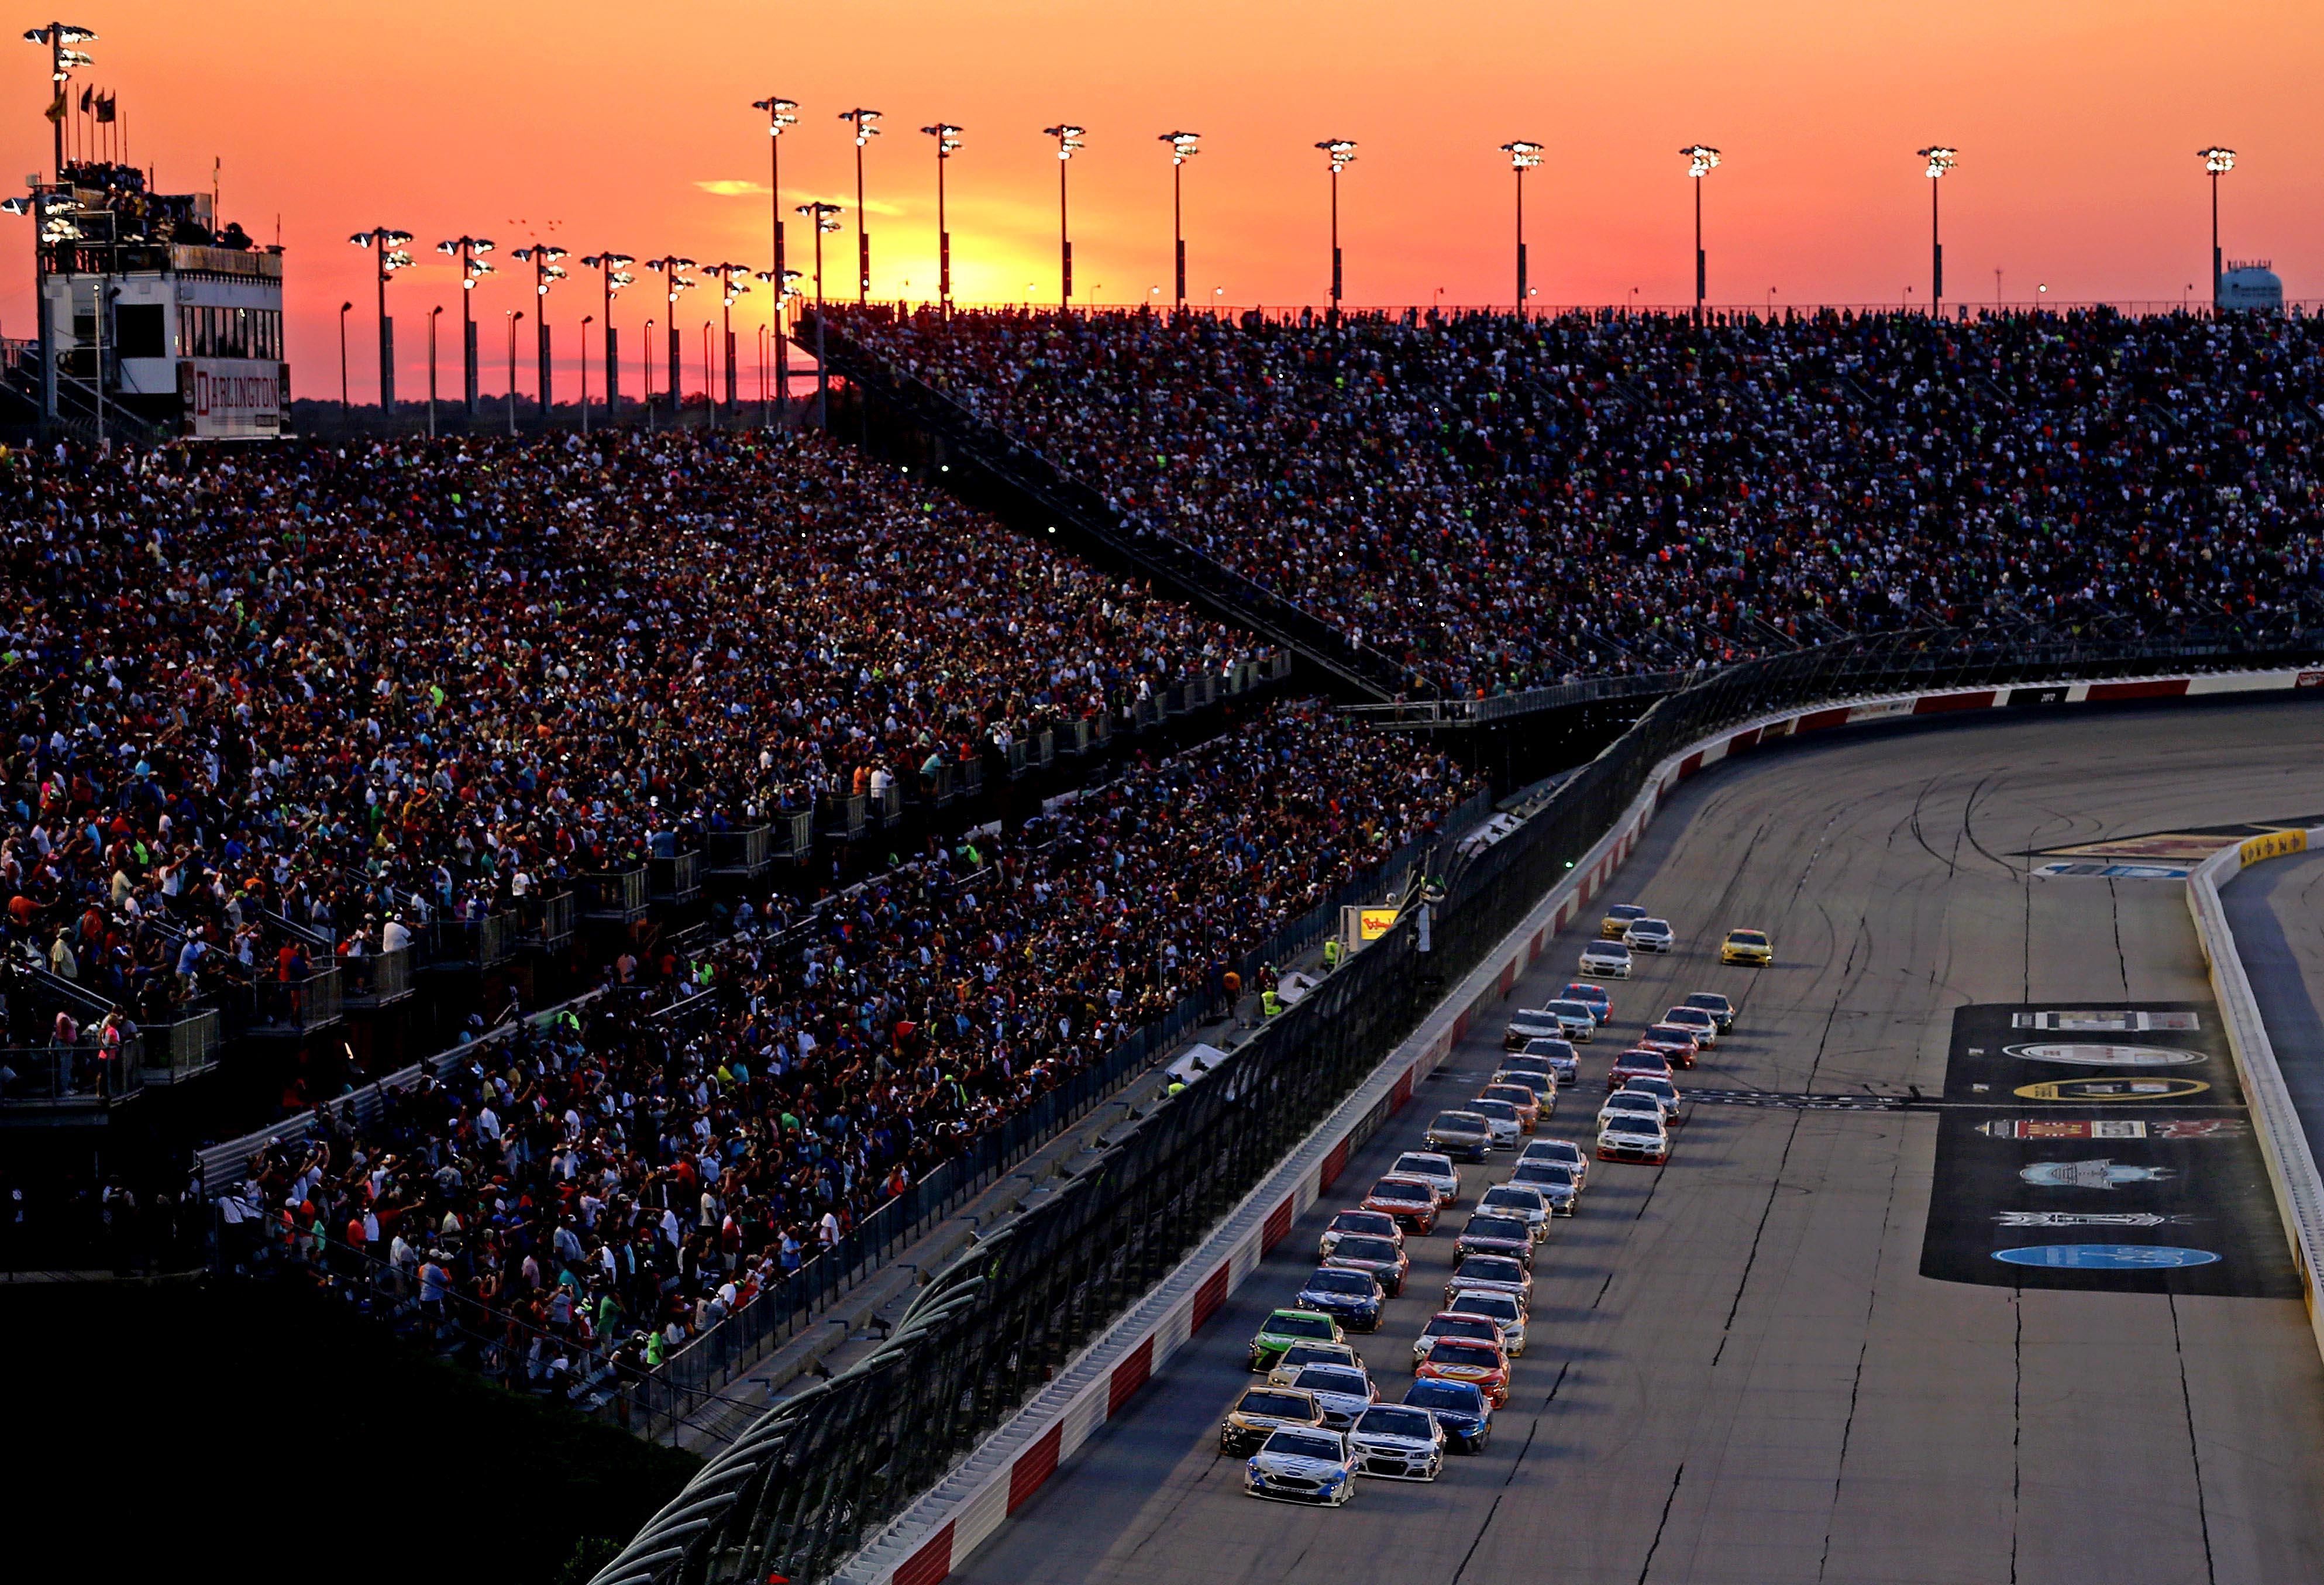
xmin=0 ymin=1042 xmax=143 ymax=1106
xmin=580 ymin=869 xmax=650 ymax=923
xmin=340 ymin=948 xmax=414 ymax=1006
xmin=590 ymin=623 xmax=2324 ymax=1585
xmin=708 ymin=827 xmax=773 ymax=878
xmin=250 ymin=967 xmax=343 ymax=1034
xmin=147 ymin=1009 xmax=222 ymax=1082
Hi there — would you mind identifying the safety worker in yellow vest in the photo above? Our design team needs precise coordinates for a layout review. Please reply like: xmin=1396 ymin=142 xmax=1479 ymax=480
xmin=1261 ymin=986 xmax=1285 ymax=1019
xmin=1322 ymin=938 xmax=1344 ymax=973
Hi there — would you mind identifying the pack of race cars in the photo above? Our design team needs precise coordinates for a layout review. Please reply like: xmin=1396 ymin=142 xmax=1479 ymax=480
xmin=1230 ymin=904 xmax=1761 ymax=1504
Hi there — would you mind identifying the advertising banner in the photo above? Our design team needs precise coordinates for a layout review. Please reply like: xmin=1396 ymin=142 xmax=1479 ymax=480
xmin=179 ymin=358 xmax=283 ymax=439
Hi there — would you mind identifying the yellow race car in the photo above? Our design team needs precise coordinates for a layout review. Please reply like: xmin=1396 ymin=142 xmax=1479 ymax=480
xmin=1600 ymin=903 xmax=1647 ymax=940
xmin=1719 ymin=928 xmax=1773 ymax=967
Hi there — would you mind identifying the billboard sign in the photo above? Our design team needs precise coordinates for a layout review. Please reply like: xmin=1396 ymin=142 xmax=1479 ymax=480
xmin=179 ymin=359 xmax=284 ymax=439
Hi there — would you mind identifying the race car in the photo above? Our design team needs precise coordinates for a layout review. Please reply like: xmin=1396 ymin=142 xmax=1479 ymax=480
xmin=1659 ymin=1005 xmax=1720 ymax=1047
xmin=1454 ymin=1213 xmax=1536 ymax=1265
xmin=1410 ymin=1309 xmax=1503 ymax=1368
xmin=1503 ymin=1008 xmax=1571 ymax=1050
xmin=1476 ymin=1183 xmax=1552 ymax=1238
xmin=1623 ymin=1074 xmax=1683 ymax=1126
xmin=1220 ymin=1385 xmax=1325 ymax=1456
xmin=1517 ymin=1136 xmax=1590 ymax=1190
xmin=1512 ymin=1040 xmax=1580 ymax=1085
xmin=1720 ymin=928 xmax=1773 ymax=967
xmin=1323 ymin=1233 xmax=1411 ymax=1297
xmin=1623 ymin=917 xmax=1675 ymax=953
xmin=1403 ymin=1377 xmax=1493 ymax=1453
xmin=1491 ymin=1070 xmax=1557 ymax=1116
xmin=1285 ymin=1363 xmax=1379 ymax=1429
xmin=1445 ymin=1287 xmax=1528 ymax=1357
xmin=1607 ymin=1048 xmax=1676 ymax=1091
xmin=1637 ymin=1023 xmax=1703 ymax=1068
xmin=1537 ymin=1000 xmax=1599 ymax=1043
xmin=1600 ymin=903 xmax=1648 ymax=940
xmin=1561 ymin=982 xmax=1614 ymax=1024
xmin=1318 ymin=1208 xmax=1404 ymax=1260
xmin=1597 ymin=1089 xmax=1667 ymax=1132
xmin=1464 ymin=1098 xmax=1526 ymax=1149
xmin=1389 ymin=1151 xmax=1462 ymax=1207
xmin=1415 ymin=1336 xmax=1512 ymax=1406
xmin=1297 ymin=1267 xmax=1386 ymax=1332
xmin=1361 ymin=1175 xmax=1441 ymax=1235
xmin=1266 ymin=1341 xmax=1366 ymax=1387
xmin=1244 ymin=1426 xmax=1360 ymax=1505
xmin=1507 ymin=1160 xmax=1580 ymax=1216
xmin=1579 ymin=938 xmax=1634 ymax=979
xmin=1683 ymin=991 xmax=1737 ymax=1031
xmin=1348 ymin=1404 xmax=1446 ymax=1482
xmin=1442 ymin=1253 xmax=1533 ymax=1306
xmin=1425 ymin=1110 xmax=1495 ymax=1163
xmin=1598 ymin=1109 xmax=1671 ymax=1164
xmin=1478 ymin=1082 xmax=1541 ymax=1132
xmin=1249 ymin=1308 xmax=1345 ymax=1373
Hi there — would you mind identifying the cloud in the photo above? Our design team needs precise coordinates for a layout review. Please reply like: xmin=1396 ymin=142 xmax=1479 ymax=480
xmin=696 ymin=179 xmax=772 ymax=198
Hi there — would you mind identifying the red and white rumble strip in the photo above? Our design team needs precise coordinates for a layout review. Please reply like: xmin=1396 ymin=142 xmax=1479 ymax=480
xmin=832 ymin=663 xmax=2324 ymax=1585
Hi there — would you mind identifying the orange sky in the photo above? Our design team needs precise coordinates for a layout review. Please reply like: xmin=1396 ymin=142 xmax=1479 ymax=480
xmin=11 ymin=1 xmax=2316 ymax=398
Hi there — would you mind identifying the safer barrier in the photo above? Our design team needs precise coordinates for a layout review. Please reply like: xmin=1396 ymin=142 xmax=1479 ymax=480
xmin=2187 ymin=827 xmax=2324 ymax=1366
xmin=592 ymin=632 xmax=2324 ymax=1585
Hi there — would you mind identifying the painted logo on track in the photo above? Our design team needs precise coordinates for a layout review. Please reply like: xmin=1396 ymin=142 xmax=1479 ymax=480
xmin=1991 ymin=1244 xmax=2221 ymax=1270
xmin=2005 ymin=1043 xmax=2205 ymax=1067
xmin=2019 ymin=1159 xmax=2175 ymax=1190
xmin=1977 ymin=1118 xmax=2246 ymax=1140
xmin=2012 ymin=1077 xmax=2212 ymax=1102
xmin=1995 ymin=1211 xmax=2188 ymax=1228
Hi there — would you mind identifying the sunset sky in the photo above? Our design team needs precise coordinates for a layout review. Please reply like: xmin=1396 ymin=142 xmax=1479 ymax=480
xmin=10 ymin=1 xmax=2316 ymax=398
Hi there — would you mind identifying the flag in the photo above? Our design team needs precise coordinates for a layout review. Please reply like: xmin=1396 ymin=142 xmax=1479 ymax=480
xmin=77 ymin=85 xmax=91 ymax=112
xmin=43 ymin=88 xmax=64 ymax=123
xmin=95 ymin=93 xmax=114 ymax=124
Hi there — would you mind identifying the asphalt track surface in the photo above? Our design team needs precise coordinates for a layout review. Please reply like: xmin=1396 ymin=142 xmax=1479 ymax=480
xmin=952 ymin=700 xmax=2324 ymax=1585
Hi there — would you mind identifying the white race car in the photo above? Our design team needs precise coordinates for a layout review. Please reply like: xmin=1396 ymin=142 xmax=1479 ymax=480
xmin=1245 ymin=1426 xmax=1361 ymax=1505
xmin=1578 ymin=938 xmax=1634 ymax=979
xmin=1347 ymin=1404 xmax=1445 ymax=1482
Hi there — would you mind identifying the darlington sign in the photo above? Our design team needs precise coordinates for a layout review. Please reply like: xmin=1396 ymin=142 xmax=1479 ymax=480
xmin=2238 ymin=829 xmax=2308 ymax=868
xmin=178 ymin=359 xmax=284 ymax=439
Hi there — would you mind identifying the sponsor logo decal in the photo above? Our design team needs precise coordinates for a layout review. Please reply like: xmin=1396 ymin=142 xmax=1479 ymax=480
xmin=1975 ymin=1118 xmax=2246 ymax=1140
xmin=1991 ymin=1244 xmax=2220 ymax=1270
xmin=1994 ymin=1211 xmax=2186 ymax=1228
xmin=2005 ymin=1042 xmax=2204 ymax=1068
xmin=2012 ymin=1077 xmax=2212 ymax=1102
xmin=2009 ymin=1012 xmax=2199 ymax=1032
xmin=2238 ymin=828 xmax=2308 ymax=867
xmin=2018 ymin=1158 xmax=2175 ymax=1190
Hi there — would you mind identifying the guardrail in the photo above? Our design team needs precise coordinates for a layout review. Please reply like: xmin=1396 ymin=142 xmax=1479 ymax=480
xmin=2187 ymin=828 xmax=2324 ymax=1367
xmin=340 ymin=948 xmax=414 ymax=1008
xmin=0 ymin=1041 xmax=143 ymax=1107
xmin=590 ymin=625 xmax=2324 ymax=1585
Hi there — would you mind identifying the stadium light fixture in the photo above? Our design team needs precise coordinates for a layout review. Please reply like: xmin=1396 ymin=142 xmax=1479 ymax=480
xmin=1916 ymin=146 xmax=1956 ymax=312
xmin=436 ymin=236 xmax=497 ymax=412
xmin=514 ymin=245 xmax=568 ymax=410
xmin=25 ymin=24 xmax=96 ymax=180
xmin=580 ymin=252 xmax=635 ymax=414
xmin=1679 ymin=145 xmax=1720 ymax=318
xmin=752 ymin=95 xmax=800 ymax=412
xmin=1501 ymin=141 xmax=1543 ymax=311
xmin=922 ymin=123 xmax=964 ymax=310
xmin=1159 ymin=131 xmax=1200 ymax=307
xmin=644 ymin=256 xmax=697 ymax=416
xmin=2198 ymin=146 xmax=2236 ymax=311
xmin=838 ymin=108 xmax=882 ymax=301
xmin=701 ymin=260 xmax=752 ymax=417
xmin=1044 ymin=124 xmax=1086 ymax=305
xmin=349 ymin=228 xmax=414 ymax=408
xmin=1314 ymin=140 xmax=1356 ymax=314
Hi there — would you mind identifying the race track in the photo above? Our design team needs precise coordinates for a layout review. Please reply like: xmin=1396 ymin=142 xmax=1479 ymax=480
xmin=950 ymin=699 xmax=2324 ymax=1585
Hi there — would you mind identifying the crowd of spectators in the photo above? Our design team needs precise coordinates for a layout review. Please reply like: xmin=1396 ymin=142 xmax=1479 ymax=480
xmin=837 ymin=304 xmax=2324 ymax=696
xmin=0 ymin=426 xmax=1259 ymax=1055
xmin=215 ymin=700 xmax=1476 ymax=1394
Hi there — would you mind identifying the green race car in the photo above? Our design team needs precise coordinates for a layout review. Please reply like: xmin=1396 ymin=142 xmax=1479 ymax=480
xmin=1248 ymin=1308 xmax=1346 ymax=1372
